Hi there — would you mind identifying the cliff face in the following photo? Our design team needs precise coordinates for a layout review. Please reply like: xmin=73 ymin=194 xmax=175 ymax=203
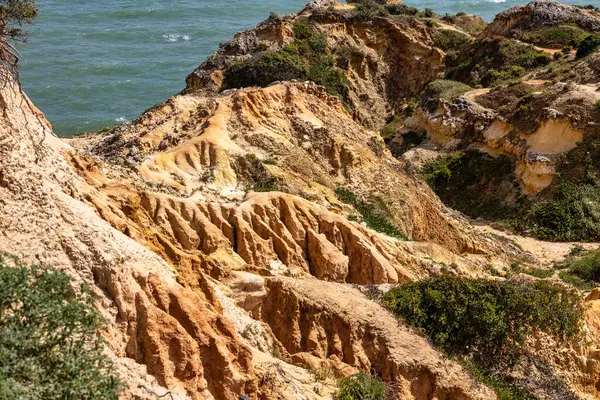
xmin=0 ymin=80 xmax=258 ymax=400
xmin=185 ymin=7 xmax=444 ymax=129
xmin=0 ymin=76 xmax=500 ymax=399
xmin=483 ymin=0 xmax=600 ymax=39
xmin=5 ymin=0 xmax=600 ymax=399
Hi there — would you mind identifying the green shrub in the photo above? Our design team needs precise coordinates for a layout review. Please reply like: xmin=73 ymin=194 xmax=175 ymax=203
xmin=222 ymin=48 xmax=306 ymax=90
xmin=240 ymin=154 xmax=278 ymax=192
xmin=336 ymin=45 xmax=364 ymax=68
xmin=577 ymin=35 xmax=600 ymax=58
xmin=384 ymin=4 xmax=418 ymax=15
xmin=222 ymin=19 xmax=349 ymax=99
xmin=336 ymin=188 xmax=408 ymax=240
xmin=422 ymin=151 xmax=516 ymax=220
xmin=523 ymin=267 xmax=554 ymax=279
xmin=432 ymin=30 xmax=472 ymax=52
xmin=384 ymin=276 xmax=584 ymax=366
xmin=595 ymin=99 xmax=600 ymax=110
xmin=292 ymin=17 xmax=312 ymax=40
xmin=522 ymin=183 xmax=600 ymax=241
xmin=464 ymin=361 xmax=535 ymax=400
xmin=489 ymin=65 xmax=526 ymax=86
xmin=559 ymin=249 xmax=600 ymax=288
xmin=423 ymin=8 xmax=434 ymax=18
xmin=0 ymin=254 xmax=124 ymax=399
xmin=426 ymin=79 xmax=471 ymax=101
xmin=447 ymin=39 xmax=551 ymax=86
xmin=498 ymin=40 xmax=551 ymax=68
xmin=380 ymin=114 xmax=403 ymax=139
xmin=0 ymin=1 xmax=38 ymax=43
xmin=524 ymin=26 xmax=589 ymax=49
xmin=353 ymin=0 xmax=389 ymax=18
xmin=337 ymin=373 xmax=386 ymax=400
xmin=559 ymin=271 xmax=597 ymax=292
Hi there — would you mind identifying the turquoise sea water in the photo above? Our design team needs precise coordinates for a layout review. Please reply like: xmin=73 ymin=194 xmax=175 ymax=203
xmin=18 ymin=0 xmax=587 ymax=136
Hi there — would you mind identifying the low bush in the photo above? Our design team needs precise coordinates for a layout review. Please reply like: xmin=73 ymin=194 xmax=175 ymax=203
xmin=521 ymin=183 xmax=600 ymax=242
xmin=353 ymin=0 xmax=389 ymax=18
xmin=222 ymin=19 xmax=349 ymax=98
xmin=239 ymin=154 xmax=278 ymax=192
xmin=423 ymin=8 xmax=434 ymax=18
xmin=336 ymin=373 xmax=386 ymax=400
xmin=0 ymin=254 xmax=124 ymax=399
xmin=577 ymin=35 xmax=600 ymax=58
xmin=223 ymin=49 xmax=306 ymax=89
xmin=426 ymin=79 xmax=471 ymax=101
xmin=422 ymin=151 xmax=516 ymax=220
xmin=379 ymin=114 xmax=403 ymax=139
xmin=489 ymin=65 xmax=526 ymax=86
xmin=336 ymin=45 xmax=364 ymax=68
xmin=336 ymin=188 xmax=408 ymax=240
xmin=384 ymin=4 xmax=418 ymax=16
xmin=447 ymin=39 xmax=551 ymax=87
xmin=558 ymin=248 xmax=600 ymax=289
xmin=384 ymin=276 xmax=584 ymax=366
xmin=524 ymin=26 xmax=589 ymax=49
xmin=432 ymin=30 xmax=472 ymax=52
xmin=559 ymin=271 xmax=596 ymax=292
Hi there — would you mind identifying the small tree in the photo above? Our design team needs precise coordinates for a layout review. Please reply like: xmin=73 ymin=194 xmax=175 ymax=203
xmin=0 ymin=253 xmax=124 ymax=399
xmin=0 ymin=0 xmax=38 ymax=80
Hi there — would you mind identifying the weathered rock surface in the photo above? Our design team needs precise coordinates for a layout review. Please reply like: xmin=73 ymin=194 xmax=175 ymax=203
xmin=484 ymin=0 xmax=600 ymax=38
xmin=0 ymin=80 xmax=257 ymax=400
xmin=407 ymin=81 xmax=599 ymax=195
xmin=253 ymin=276 xmax=496 ymax=400
xmin=72 ymin=82 xmax=498 ymax=258
xmin=6 ymin=1 xmax=600 ymax=399
xmin=185 ymin=7 xmax=444 ymax=129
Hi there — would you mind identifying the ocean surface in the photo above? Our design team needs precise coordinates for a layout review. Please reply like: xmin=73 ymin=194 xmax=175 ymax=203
xmin=18 ymin=0 xmax=587 ymax=136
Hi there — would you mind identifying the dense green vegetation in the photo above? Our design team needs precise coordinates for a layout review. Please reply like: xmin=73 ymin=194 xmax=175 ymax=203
xmin=523 ymin=26 xmax=589 ymax=49
xmin=222 ymin=18 xmax=348 ymax=99
xmin=350 ymin=0 xmax=427 ymax=18
xmin=384 ymin=277 xmax=584 ymax=366
xmin=519 ymin=183 xmax=600 ymax=242
xmin=555 ymin=248 xmax=600 ymax=291
xmin=424 ymin=79 xmax=471 ymax=102
xmin=421 ymin=150 xmax=600 ymax=242
xmin=431 ymin=29 xmax=472 ymax=52
xmin=0 ymin=254 xmax=123 ymax=399
xmin=336 ymin=188 xmax=408 ymax=240
xmin=464 ymin=361 xmax=535 ymax=400
xmin=0 ymin=0 xmax=38 ymax=43
xmin=336 ymin=373 xmax=386 ymax=400
xmin=577 ymin=34 xmax=600 ymax=58
xmin=381 ymin=276 xmax=584 ymax=398
xmin=422 ymin=151 xmax=517 ymax=220
xmin=447 ymin=39 xmax=551 ymax=87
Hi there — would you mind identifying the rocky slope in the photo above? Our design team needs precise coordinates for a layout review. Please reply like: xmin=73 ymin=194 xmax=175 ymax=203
xmin=5 ymin=0 xmax=600 ymax=399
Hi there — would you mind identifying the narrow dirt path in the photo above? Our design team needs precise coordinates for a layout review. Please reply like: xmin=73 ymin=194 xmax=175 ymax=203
xmin=476 ymin=223 xmax=599 ymax=266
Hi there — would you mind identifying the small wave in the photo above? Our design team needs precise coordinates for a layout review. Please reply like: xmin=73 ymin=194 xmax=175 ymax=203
xmin=115 ymin=117 xmax=130 ymax=123
xmin=163 ymin=34 xmax=191 ymax=43
xmin=110 ymin=8 xmax=166 ymax=18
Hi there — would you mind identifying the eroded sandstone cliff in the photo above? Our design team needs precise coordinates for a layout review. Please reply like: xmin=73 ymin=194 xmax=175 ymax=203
xmin=4 ymin=0 xmax=600 ymax=399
